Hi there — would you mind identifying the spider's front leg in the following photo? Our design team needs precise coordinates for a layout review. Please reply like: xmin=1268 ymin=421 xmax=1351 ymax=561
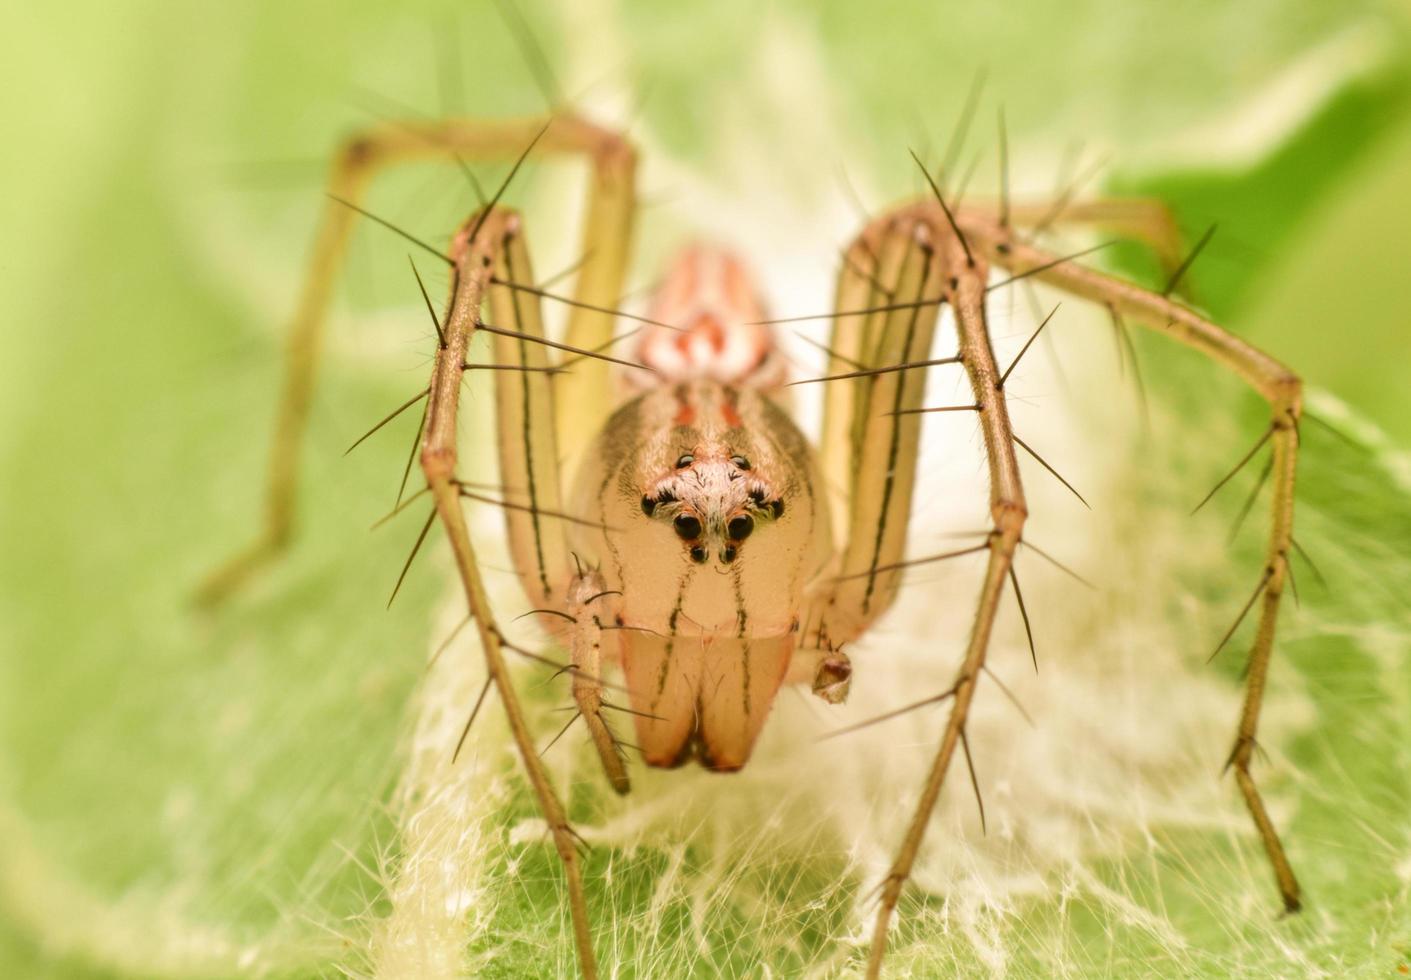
xmin=818 ymin=188 xmax=1305 ymax=975
xmin=235 ymin=116 xmax=639 ymax=979
xmin=422 ymin=204 xmax=638 ymax=980
xmin=839 ymin=193 xmax=1303 ymax=976
xmin=804 ymin=210 xmax=1027 ymax=977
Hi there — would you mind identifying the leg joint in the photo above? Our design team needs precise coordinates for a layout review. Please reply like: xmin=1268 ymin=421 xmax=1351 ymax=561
xmin=991 ymin=500 xmax=1027 ymax=540
xmin=1269 ymin=372 xmax=1302 ymax=417
xmin=338 ymin=134 xmax=381 ymax=173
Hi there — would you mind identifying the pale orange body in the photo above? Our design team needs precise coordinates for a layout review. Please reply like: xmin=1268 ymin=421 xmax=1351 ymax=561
xmin=568 ymin=245 xmax=831 ymax=769
xmin=632 ymin=245 xmax=787 ymax=389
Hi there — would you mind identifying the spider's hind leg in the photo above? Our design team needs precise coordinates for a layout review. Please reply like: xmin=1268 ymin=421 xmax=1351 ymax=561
xmin=196 ymin=114 xmax=635 ymax=605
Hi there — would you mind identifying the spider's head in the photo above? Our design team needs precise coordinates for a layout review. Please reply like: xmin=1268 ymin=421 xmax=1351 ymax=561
xmin=639 ymin=449 xmax=785 ymax=569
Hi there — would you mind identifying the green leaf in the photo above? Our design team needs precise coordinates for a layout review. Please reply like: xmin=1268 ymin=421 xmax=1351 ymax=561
xmin=3 ymin=1 xmax=1409 ymax=977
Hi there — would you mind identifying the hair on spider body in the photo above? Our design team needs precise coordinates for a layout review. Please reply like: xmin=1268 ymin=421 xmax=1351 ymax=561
xmin=639 ymin=447 xmax=784 ymax=566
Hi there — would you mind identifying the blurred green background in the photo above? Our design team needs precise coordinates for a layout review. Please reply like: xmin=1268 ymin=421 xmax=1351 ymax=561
xmin=3 ymin=1 xmax=1411 ymax=977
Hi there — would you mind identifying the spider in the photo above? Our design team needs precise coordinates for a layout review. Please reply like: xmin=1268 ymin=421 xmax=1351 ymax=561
xmin=199 ymin=112 xmax=1303 ymax=978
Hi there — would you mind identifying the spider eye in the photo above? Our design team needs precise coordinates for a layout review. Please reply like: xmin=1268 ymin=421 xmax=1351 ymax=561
xmin=689 ymin=546 xmax=707 ymax=564
xmin=730 ymin=455 xmax=751 ymax=470
xmin=722 ymin=546 xmax=737 ymax=563
xmin=727 ymin=515 xmax=754 ymax=541
xmin=769 ymin=499 xmax=785 ymax=519
xmin=675 ymin=454 xmax=694 ymax=468
xmin=640 ymin=496 xmax=657 ymax=517
xmin=674 ymin=514 xmax=702 ymax=539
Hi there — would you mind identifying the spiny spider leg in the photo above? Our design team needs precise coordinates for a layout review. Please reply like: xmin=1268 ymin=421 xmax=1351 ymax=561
xmin=484 ymin=220 xmax=575 ymax=608
xmin=848 ymin=196 xmax=1301 ymax=975
xmin=422 ymin=206 xmax=611 ymax=980
xmin=823 ymin=220 xmax=950 ymax=641
xmin=842 ymin=222 xmax=1026 ymax=978
xmin=201 ymin=110 xmax=638 ymax=980
xmin=957 ymin=204 xmax=1304 ymax=914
